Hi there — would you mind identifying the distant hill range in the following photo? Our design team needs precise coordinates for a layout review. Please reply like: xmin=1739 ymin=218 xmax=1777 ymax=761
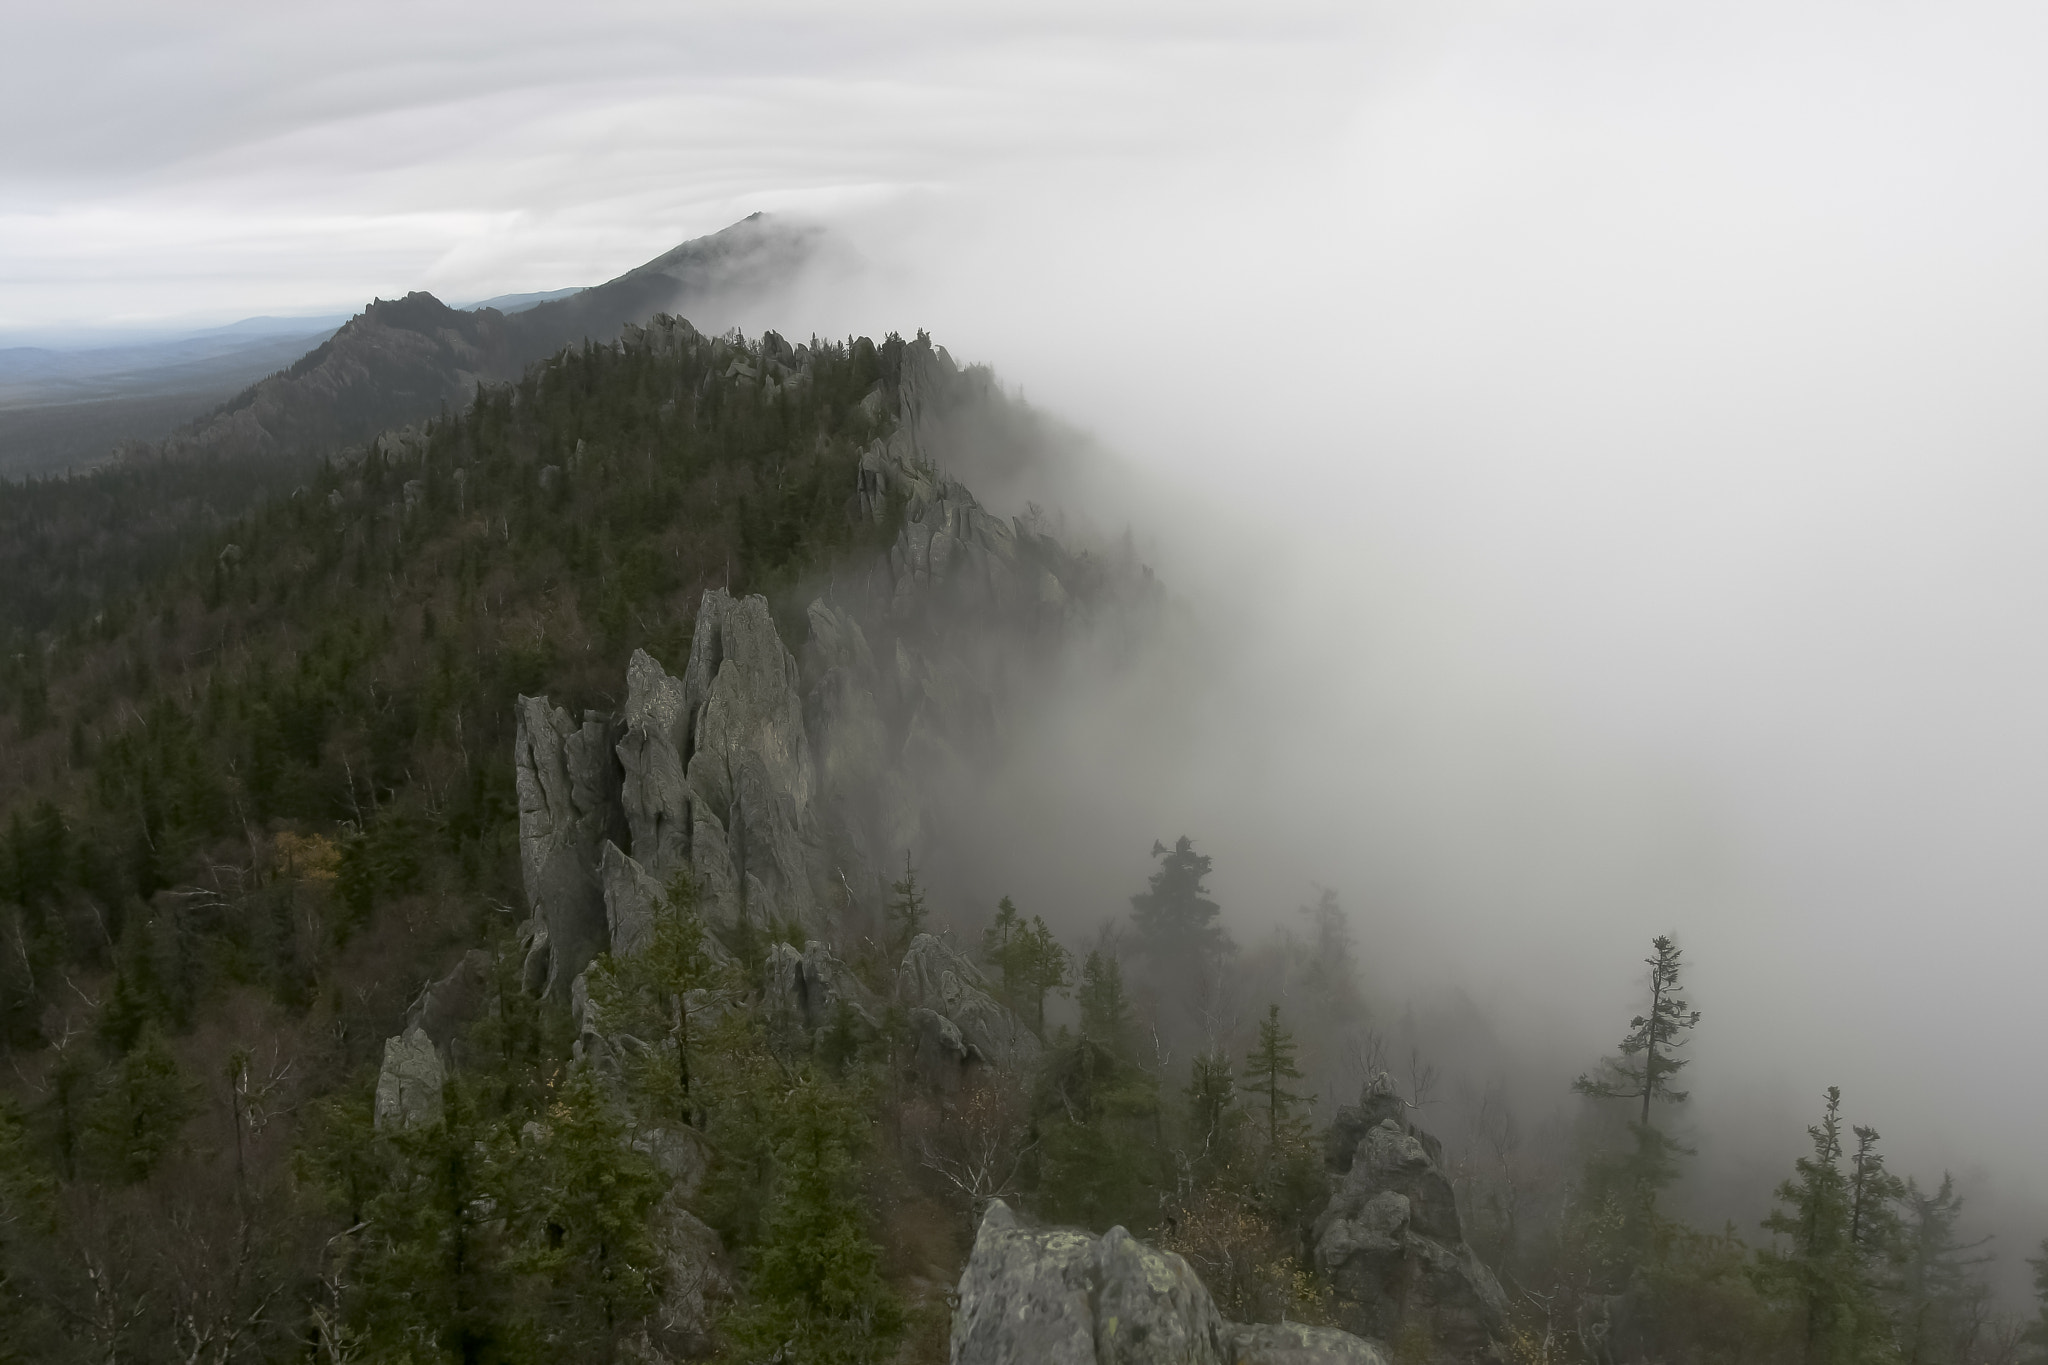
xmin=0 ymin=213 xmax=816 ymax=478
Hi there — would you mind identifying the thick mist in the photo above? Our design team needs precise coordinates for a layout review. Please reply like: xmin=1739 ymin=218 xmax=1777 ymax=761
xmin=695 ymin=1 xmax=2048 ymax=1295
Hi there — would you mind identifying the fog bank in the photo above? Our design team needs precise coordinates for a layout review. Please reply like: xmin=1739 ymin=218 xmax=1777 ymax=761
xmin=702 ymin=0 xmax=2048 ymax=1285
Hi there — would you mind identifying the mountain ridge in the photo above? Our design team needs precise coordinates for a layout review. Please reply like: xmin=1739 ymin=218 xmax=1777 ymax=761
xmin=160 ymin=213 xmax=818 ymax=466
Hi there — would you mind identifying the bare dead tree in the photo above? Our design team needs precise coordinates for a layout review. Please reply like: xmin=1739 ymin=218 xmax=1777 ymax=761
xmin=905 ymin=1072 xmax=1035 ymax=1230
xmin=1347 ymin=1025 xmax=1440 ymax=1116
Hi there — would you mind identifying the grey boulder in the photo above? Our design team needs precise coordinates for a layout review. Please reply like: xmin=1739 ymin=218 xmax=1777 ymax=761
xmin=950 ymin=1201 xmax=1226 ymax=1365
xmin=1313 ymin=1081 xmax=1508 ymax=1363
xmin=1223 ymin=1322 xmax=1390 ymax=1365
xmin=896 ymin=934 xmax=1040 ymax=1072
xmin=373 ymin=1027 xmax=445 ymax=1130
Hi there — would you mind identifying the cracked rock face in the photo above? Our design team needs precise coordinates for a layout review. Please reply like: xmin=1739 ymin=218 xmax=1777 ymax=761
xmin=951 ymin=1202 xmax=1390 ymax=1365
xmin=678 ymin=589 xmax=825 ymax=930
xmin=896 ymin=933 xmax=1041 ymax=1072
xmin=951 ymin=1201 xmax=1227 ymax=1365
xmin=513 ymin=333 xmax=1147 ymax=1001
xmin=514 ymin=697 xmax=622 ymax=998
xmin=1313 ymin=1081 xmax=1508 ymax=1363
xmin=374 ymin=1027 xmax=445 ymax=1130
xmin=762 ymin=939 xmax=881 ymax=1040
xmin=1222 ymin=1323 xmax=1390 ymax=1365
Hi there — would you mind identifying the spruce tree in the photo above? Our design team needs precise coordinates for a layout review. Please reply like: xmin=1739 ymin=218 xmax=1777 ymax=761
xmin=1245 ymin=1004 xmax=1307 ymax=1150
xmin=514 ymin=1065 xmax=663 ymax=1358
xmin=1028 ymin=1037 xmax=1163 ymax=1233
xmin=1756 ymin=1087 xmax=1897 ymax=1365
xmin=1077 ymin=949 xmax=1133 ymax=1057
xmin=584 ymin=871 xmax=720 ymax=1122
xmin=1895 ymin=1174 xmax=1991 ymax=1365
xmin=1014 ymin=914 xmax=1071 ymax=1036
xmin=887 ymin=853 xmax=928 ymax=954
xmin=2024 ymin=1238 xmax=2048 ymax=1365
xmin=79 ymin=1024 xmax=192 ymax=1184
xmin=731 ymin=1073 xmax=902 ymax=1363
xmin=1573 ymin=933 xmax=1701 ymax=1249
xmin=1129 ymin=836 xmax=1230 ymax=971
xmin=981 ymin=896 xmax=1024 ymax=1009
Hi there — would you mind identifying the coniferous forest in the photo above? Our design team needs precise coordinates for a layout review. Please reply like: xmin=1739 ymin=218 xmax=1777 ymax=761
xmin=0 ymin=315 xmax=2043 ymax=1365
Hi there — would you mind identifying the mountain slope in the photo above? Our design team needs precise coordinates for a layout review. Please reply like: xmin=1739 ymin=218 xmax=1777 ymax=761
xmin=0 ymin=214 xmax=818 ymax=644
xmin=164 ymin=214 xmax=816 ymax=464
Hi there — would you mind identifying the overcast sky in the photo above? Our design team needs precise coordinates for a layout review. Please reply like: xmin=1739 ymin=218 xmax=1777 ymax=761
xmin=12 ymin=0 xmax=2048 ymax=1254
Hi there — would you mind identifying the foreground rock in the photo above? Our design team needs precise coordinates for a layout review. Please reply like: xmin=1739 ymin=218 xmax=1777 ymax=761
xmin=951 ymin=1201 xmax=1387 ymax=1365
xmin=1314 ymin=1079 xmax=1509 ymax=1363
xmin=1225 ymin=1323 xmax=1392 ymax=1365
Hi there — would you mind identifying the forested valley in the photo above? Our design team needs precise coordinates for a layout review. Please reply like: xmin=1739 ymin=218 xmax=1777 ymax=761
xmin=0 ymin=314 xmax=2042 ymax=1365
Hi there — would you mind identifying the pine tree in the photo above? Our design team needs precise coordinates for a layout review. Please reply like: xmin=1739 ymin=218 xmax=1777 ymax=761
xmin=1894 ymin=1174 xmax=1991 ymax=1365
xmin=981 ymin=896 xmax=1024 ymax=1010
xmin=887 ymin=853 xmax=928 ymax=954
xmin=730 ymin=1073 xmax=903 ymax=1363
xmin=1028 ymin=1037 xmax=1164 ymax=1233
xmin=1077 ymin=949 xmax=1133 ymax=1056
xmin=1245 ymin=1005 xmax=1307 ymax=1150
xmin=1573 ymin=934 xmax=1702 ymax=1253
xmin=584 ymin=870 xmax=720 ymax=1122
xmin=79 ymin=1024 xmax=193 ymax=1184
xmin=514 ymin=1066 xmax=664 ymax=1358
xmin=1014 ymin=914 xmax=1072 ymax=1036
xmin=1756 ymin=1087 xmax=1897 ymax=1365
xmin=1129 ymin=836 xmax=1230 ymax=970
xmin=2024 ymin=1238 xmax=2048 ymax=1365
xmin=1574 ymin=935 xmax=1701 ymax=1128
xmin=1296 ymin=886 xmax=1363 ymax=1023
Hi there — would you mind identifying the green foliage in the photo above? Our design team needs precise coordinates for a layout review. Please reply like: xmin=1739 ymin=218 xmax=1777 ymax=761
xmin=78 ymin=1025 xmax=192 ymax=1184
xmin=509 ymin=1066 xmax=665 ymax=1356
xmin=886 ymin=853 xmax=928 ymax=954
xmin=0 ymin=1101 xmax=57 ymax=1364
xmin=723 ymin=1072 xmax=902 ymax=1364
xmin=1027 ymin=1036 xmax=1163 ymax=1232
xmin=1129 ymin=835 xmax=1229 ymax=970
xmin=583 ymin=872 xmax=725 ymax=1123
xmin=1245 ymin=1004 xmax=1308 ymax=1150
xmin=1076 ymin=948 xmax=1133 ymax=1057
xmin=1893 ymin=1174 xmax=1991 ymax=1365
xmin=1754 ymin=1087 xmax=1900 ymax=1365
xmin=308 ymin=1027 xmax=666 ymax=1361
xmin=1573 ymin=933 xmax=1702 ymax=1263
xmin=335 ymin=811 xmax=428 ymax=930
xmin=1574 ymin=934 xmax=1702 ymax=1123
xmin=1295 ymin=886 xmax=1363 ymax=1025
xmin=2025 ymin=1238 xmax=2048 ymax=1363
xmin=981 ymin=896 xmax=1071 ymax=1036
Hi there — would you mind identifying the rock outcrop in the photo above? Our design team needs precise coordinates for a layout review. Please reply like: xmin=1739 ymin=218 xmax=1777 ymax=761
xmin=1224 ymin=1323 xmax=1392 ymax=1365
xmin=373 ymin=1027 xmax=445 ymax=1130
xmin=647 ymin=1195 xmax=730 ymax=1355
xmin=514 ymin=698 xmax=623 ymax=998
xmin=896 ymin=934 xmax=1040 ymax=1073
xmin=507 ymin=334 xmax=1141 ymax=1002
xmin=403 ymin=948 xmax=493 ymax=1065
xmin=951 ymin=1201 xmax=1227 ymax=1365
xmin=1313 ymin=1080 xmax=1508 ymax=1363
xmin=762 ymin=939 xmax=881 ymax=1038
xmin=951 ymin=1201 xmax=1388 ymax=1365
